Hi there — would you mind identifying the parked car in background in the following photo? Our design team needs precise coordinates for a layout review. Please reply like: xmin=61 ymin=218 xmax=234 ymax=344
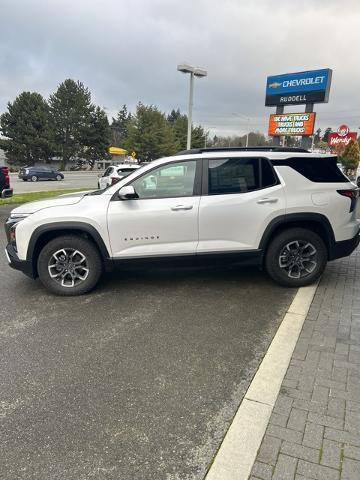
xmin=18 ymin=166 xmax=64 ymax=182
xmin=0 ymin=166 xmax=13 ymax=198
xmin=98 ymin=164 xmax=140 ymax=189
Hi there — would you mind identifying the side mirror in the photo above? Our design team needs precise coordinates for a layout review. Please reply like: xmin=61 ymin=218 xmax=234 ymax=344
xmin=118 ymin=185 xmax=138 ymax=200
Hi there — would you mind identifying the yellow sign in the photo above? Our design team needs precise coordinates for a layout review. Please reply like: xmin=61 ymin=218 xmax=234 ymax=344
xmin=131 ymin=151 xmax=136 ymax=158
xmin=109 ymin=146 xmax=127 ymax=155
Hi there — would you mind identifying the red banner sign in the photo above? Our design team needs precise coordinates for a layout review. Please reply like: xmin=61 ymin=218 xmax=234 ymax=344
xmin=268 ymin=113 xmax=316 ymax=136
xmin=328 ymin=124 xmax=357 ymax=147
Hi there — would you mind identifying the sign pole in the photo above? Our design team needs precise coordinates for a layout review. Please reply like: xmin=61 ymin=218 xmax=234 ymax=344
xmin=301 ymin=104 xmax=314 ymax=149
xmin=272 ymin=106 xmax=284 ymax=146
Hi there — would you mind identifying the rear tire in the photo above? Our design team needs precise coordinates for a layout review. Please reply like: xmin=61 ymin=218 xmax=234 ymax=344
xmin=37 ymin=235 xmax=103 ymax=296
xmin=56 ymin=174 xmax=62 ymax=181
xmin=265 ymin=228 xmax=327 ymax=287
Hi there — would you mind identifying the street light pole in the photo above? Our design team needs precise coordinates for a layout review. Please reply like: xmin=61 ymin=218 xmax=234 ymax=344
xmin=177 ymin=63 xmax=207 ymax=150
xmin=232 ymin=113 xmax=250 ymax=147
xmin=187 ymin=72 xmax=194 ymax=150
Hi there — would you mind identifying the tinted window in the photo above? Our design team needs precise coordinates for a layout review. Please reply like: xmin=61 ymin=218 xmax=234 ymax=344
xmin=208 ymin=158 xmax=261 ymax=195
xmin=132 ymin=161 xmax=197 ymax=199
xmin=272 ymin=156 xmax=348 ymax=183
xmin=261 ymin=158 xmax=278 ymax=188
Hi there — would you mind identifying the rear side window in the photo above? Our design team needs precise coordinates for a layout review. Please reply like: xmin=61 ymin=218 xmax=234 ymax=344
xmin=208 ymin=157 xmax=278 ymax=195
xmin=272 ymin=156 xmax=348 ymax=183
xmin=117 ymin=168 xmax=136 ymax=176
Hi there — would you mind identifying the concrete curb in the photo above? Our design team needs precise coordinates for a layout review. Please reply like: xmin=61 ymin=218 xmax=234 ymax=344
xmin=205 ymin=282 xmax=318 ymax=480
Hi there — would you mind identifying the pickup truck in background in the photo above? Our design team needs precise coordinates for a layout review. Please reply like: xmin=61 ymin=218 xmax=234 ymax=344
xmin=0 ymin=166 xmax=13 ymax=198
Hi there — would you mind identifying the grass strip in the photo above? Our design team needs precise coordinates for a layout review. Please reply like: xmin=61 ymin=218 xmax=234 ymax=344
xmin=0 ymin=189 xmax=88 ymax=205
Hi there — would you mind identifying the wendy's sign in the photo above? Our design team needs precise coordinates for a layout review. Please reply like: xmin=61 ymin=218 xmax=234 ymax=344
xmin=328 ymin=125 xmax=357 ymax=147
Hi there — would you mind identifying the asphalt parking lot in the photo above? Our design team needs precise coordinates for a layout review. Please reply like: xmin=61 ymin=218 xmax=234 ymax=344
xmin=10 ymin=171 xmax=100 ymax=193
xmin=0 ymin=203 xmax=296 ymax=480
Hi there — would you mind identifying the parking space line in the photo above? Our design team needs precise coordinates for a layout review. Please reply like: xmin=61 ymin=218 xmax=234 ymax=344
xmin=205 ymin=283 xmax=318 ymax=480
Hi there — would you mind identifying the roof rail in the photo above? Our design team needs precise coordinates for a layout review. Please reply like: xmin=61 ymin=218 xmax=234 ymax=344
xmin=176 ymin=146 xmax=310 ymax=155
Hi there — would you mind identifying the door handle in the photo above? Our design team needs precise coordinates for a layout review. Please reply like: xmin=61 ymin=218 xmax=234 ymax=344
xmin=257 ymin=198 xmax=278 ymax=204
xmin=171 ymin=205 xmax=193 ymax=211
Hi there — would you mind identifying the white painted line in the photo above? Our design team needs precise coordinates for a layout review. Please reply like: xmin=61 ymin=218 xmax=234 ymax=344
xmin=205 ymin=282 xmax=318 ymax=480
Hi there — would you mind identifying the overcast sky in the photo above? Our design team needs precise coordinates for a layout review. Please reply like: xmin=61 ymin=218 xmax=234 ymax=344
xmin=1 ymin=0 xmax=360 ymax=137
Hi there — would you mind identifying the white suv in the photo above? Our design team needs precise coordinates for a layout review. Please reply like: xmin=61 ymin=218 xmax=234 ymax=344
xmin=98 ymin=164 xmax=140 ymax=189
xmin=5 ymin=147 xmax=360 ymax=295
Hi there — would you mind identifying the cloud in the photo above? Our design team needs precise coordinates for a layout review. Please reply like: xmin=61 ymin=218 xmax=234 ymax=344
xmin=1 ymin=0 xmax=360 ymax=136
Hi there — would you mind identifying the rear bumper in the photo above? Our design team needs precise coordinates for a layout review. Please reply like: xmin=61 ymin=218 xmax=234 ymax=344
xmin=330 ymin=230 xmax=360 ymax=261
xmin=1 ymin=188 xmax=13 ymax=198
xmin=5 ymin=244 xmax=36 ymax=278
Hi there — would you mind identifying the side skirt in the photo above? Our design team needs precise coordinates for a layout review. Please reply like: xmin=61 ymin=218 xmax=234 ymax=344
xmin=108 ymin=250 xmax=264 ymax=270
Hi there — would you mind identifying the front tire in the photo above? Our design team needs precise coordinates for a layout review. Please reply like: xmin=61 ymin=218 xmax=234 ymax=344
xmin=31 ymin=175 xmax=38 ymax=182
xmin=265 ymin=228 xmax=327 ymax=287
xmin=37 ymin=235 xmax=103 ymax=295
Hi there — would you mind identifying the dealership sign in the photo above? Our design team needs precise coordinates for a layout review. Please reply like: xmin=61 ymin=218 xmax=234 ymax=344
xmin=328 ymin=124 xmax=357 ymax=147
xmin=265 ymin=69 xmax=332 ymax=106
xmin=268 ymin=113 xmax=316 ymax=136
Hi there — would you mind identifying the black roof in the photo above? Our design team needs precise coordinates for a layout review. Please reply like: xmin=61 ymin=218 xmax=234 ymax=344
xmin=176 ymin=146 xmax=310 ymax=155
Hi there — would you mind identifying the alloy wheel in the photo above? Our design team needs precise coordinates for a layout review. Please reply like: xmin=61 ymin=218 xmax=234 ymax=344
xmin=48 ymin=248 xmax=89 ymax=288
xmin=278 ymin=240 xmax=317 ymax=279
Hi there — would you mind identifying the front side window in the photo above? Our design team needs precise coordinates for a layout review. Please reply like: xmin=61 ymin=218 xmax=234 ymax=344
xmin=131 ymin=161 xmax=197 ymax=199
xmin=208 ymin=158 xmax=261 ymax=195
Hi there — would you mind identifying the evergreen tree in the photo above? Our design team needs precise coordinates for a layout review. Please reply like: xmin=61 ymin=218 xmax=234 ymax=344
xmin=322 ymin=127 xmax=332 ymax=143
xmin=0 ymin=91 xmax=55 ymax=166
xmin=314 ymin=128 xmax=322 ymax=146
xmin=340 ymin=140 xmax=360 ymax=178
xmin=167 ymin=108 xmax=181 ymax=124
xmin=111 ymin=105 xmax=132 ymax=147
xmin=125 ymin=103 xmax=177 ymax=162
xmin=82 ymin=106 xmax=111 ymax=169
xmin=49 ymin=79 xmax=92 ymax=169
xmin=169 ymin=110 xmax=206 ymax=150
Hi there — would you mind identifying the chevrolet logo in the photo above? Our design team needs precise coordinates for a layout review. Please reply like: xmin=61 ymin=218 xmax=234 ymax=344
xmin=268 ymin=82 xmax=282 ymax=89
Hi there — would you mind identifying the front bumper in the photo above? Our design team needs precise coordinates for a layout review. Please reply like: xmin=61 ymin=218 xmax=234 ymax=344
xmin=330 ymin=230 xmax=360 ymax=261
xmin=5 ymin=244 xmax=36 ymax=278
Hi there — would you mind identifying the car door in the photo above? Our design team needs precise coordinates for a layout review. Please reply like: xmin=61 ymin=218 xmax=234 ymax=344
xmin=107 ymin=159 xmax=201 ymax=258
xmin=99 ymin=167 xmax=113 ymax=189
xmin=38 ymin=168 xmax=47 ymax=180
xmin=198 ymin=157 xmax=286 ymax=252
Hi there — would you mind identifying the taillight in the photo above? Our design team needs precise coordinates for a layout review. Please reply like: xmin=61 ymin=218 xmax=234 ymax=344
xmin=337 ymin=189 xmax=359 ymax=212
xmin=111 ymin=177 xmax=120 ymax=185
xmin=1 ymin=167 xmax=9 ymax=187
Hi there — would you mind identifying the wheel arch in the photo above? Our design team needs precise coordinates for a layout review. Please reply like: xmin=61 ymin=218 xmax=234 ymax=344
xmin=259 ymin=213 xmax=335 ymax=260
xmin=27 ymin=222 xmax=111 ymax=277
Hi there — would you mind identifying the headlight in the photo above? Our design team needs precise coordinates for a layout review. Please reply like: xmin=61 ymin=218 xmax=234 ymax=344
xmin=10 ymin=213 xmax=30 ymax=219
xmin=5 ymin=215 xmax=30 ymax=251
